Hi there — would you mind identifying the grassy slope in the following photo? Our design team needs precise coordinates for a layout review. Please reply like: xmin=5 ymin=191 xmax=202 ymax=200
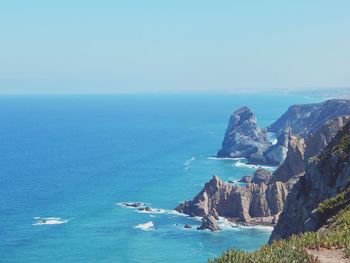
xmin=208 ymin=191 xmax=350 ymax=263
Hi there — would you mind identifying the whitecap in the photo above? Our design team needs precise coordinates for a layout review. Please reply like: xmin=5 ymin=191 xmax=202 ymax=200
xmin=217 ymin=217 xmax=239 ymax=230
xmin=184 ymin=157 xmax=196 ymax=166
xmin=134 ymin=221 xmax=154 ymax=231
xmin=32 ymin=217 xmax=68 ymax=226
xmin=239 ymin=225 xmax=273 ymax=232
xmin=234 ymin=161 xmax=276 ymax=171
xmin=207 ymin=157 xmax=245 ymax=161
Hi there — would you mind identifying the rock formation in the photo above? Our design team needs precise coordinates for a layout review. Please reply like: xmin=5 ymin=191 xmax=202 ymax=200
xmin=176 ymin=115 xmax=350 ymax=229
xmin=197 ymin=211 xmax=221 ymax=231
xmin=268 ymin=99 xmax=350 ymax=136
xmin=269 ymin=121 xmax=350 ymax=242
xmin=217 ymin=107 xmax=270 ymax=162
xmin=251 ymin=168 xmax=272 ymax=184
xmin=263 ymin=129 xmax=290 ymax=165
xmin=175 ymin=175 xmax=288 ymax=225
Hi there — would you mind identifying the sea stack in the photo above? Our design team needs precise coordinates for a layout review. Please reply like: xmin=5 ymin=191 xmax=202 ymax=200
xmin=217 ymin=107 xmax=270 ymax=163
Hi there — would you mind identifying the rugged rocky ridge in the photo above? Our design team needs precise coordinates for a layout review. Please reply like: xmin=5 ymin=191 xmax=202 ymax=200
xmin=269 ymin=121 xmax=350 ymax=242
xmin=217 ymin=107 xmax=270 ymax=162
xmin=268 ymin=99 xmax=350 ymax=136
xmin=176 ymin=115 xmax=350 ymax=230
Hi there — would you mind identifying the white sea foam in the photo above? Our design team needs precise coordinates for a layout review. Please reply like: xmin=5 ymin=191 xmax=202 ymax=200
xmin=184 ymin=157 xmax=196 ymax=166
xmin=239 ymin=225 xmax=274 ymax=232
xmin=234 ymin=161 xmax=276 ymax=171
xmin=118 ymin=201 xmax=188 ymax=217
xmin=271 ymin=138 xmax=278 ymax=145
xmin=217 ymin=217 xmax=239 ymax=230
xmin=137 ymin=208 xmax=166 ymax=214
xmin=32 ymin=217 xmax=68 ymax=226
xmin=207 ymin=156 xmax=245 ymax=161
xmin=134 ymin=221 xmax=154 ymax=231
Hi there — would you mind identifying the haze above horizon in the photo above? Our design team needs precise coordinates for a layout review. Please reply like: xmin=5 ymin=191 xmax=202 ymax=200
xmin=1 ymin=1 xmax=350 ymax=94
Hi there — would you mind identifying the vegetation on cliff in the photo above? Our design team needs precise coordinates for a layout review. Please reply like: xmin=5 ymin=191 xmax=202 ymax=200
xmin=208 ymin=195 xmax=350 ymax=263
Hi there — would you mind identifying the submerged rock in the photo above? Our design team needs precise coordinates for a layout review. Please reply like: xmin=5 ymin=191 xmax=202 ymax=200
xmin=184 ymin=224 xmax=192 ymax=229
xmin=122 ymin=202 xmax=144 ymax=208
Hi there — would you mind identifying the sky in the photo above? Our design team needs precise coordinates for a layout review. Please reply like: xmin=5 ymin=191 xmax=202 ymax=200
xmin=0 ymin=0 xmax=350 ymax=94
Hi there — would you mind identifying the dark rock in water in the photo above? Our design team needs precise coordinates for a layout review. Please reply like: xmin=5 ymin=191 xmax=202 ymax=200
xmin=227 ymin=180 xmax=235 ymax=184
xmin=217 ymin=107 xmax=270 ymax=163
xmin=123 ymin=202 xmax=144 ymax=208
xmin=251 ymin=168 xmax=272 ymax=184
xmin=238 ymin=175 xmax=252 ymax=183
xmin=267 ymin=99 xmax=350 ymax=136
xmin=184 ymin=224 xmax=192 ymax=229
xmin=138 ymin=207 xmax=152 ymax=212
xmin=269 ymin=121 xmax=350 ymax=242
xmin=197 ymin=214 xmax=221 ymax=231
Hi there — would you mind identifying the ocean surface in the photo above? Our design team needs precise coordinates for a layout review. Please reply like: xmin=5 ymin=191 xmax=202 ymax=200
xmin=0 ymin=94 xmax=319 ymax=263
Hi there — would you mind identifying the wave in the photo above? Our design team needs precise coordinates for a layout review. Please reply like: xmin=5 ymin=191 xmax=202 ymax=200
xmin=117 ymin=201 xmax=187 ymax=217
xmin=217 ymin=217 xmax=239 ymax=230
xmin=271 ymin=138 xmax=278 ymax=145
xmin=208 ymin=156 xmax=245 ymax=161
xmin=32 ymin=217 xmax=69 ymax=226
xmin=239 ymin=225 xmax=274 ymax=232
xmin=184 ymin=157 xmax=196 ymax=166
xmin=184 ymin=157 xmax=196 ymax=170
xmin=134 ymin=221 xmax=154 ymax=231
xmin=234 ymin=161 xmax=276 ymax=171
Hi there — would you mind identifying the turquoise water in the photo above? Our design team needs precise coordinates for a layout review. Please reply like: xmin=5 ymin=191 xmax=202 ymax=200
xmin=0 ymin=94 xmax=318 ymax=263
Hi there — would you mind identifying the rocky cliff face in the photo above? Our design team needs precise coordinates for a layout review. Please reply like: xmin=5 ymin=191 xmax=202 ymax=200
xmin=175 ymin=175 xmax=288 ymax=225
xmin=217 ymin=107 xmax=270 ymax=162
xmin=177 ymin=115 xmax=350 ymax=230
xmin=269 ymin=121 xmax=350 ymax=242
xmin=269 ymin=135 xmax=306 ymax=184
xmin=268 ymin=99 xmax=350 ymax=136
xmin=263 ymin=129 xmax=290 ymax=166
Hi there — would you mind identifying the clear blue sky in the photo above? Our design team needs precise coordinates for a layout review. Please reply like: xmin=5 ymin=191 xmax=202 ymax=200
xmin=1 ymin=0 xmax=349 ymax=94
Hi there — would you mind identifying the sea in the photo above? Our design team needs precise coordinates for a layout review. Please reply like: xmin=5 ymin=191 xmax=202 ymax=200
xmin=0 ymin=93 xmax=319 ymax=263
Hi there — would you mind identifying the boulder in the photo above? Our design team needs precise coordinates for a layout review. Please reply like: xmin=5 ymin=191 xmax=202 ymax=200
xmin=197 ymin=214 xmax=221 ymax=231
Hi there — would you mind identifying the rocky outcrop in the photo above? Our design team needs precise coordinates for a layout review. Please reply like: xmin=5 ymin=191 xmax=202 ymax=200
xmin=175 ymin=175 xmax=288 ymax=225
xmin=269 ymin=122 xmax=350 ymax=242
xmin=263 ymin=129 xmax=290 ymax=165
xmin=251 ymin=168 xmax=272 ymax=184
xmin=268 ymin=99 xmax=350 ymax=136
xmin=269 ymin=135 xmax=306 ymax=184
xmin=217 ymin=107 xmax=270 ymax=162
xmin=304 ymin=115 xmax=350 ymax=160
xmin=177 ymin=116 xmax=350 ymax=228
xmin=197 ymin=212 xmax=221 ymax=231
xmin=238 ymin=175 xmax=252 ymax=183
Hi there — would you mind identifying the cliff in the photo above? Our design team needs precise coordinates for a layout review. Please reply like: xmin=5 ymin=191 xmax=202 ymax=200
xmin=176 ymin=115 xmax=349 ymax=230
xmin=268 ymin=99 xmax=350 ymax=136
xmin=217 ymin=107 xmax=270 ymax=162
xmin=269 ymin=121 xmax=350 ymax=242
